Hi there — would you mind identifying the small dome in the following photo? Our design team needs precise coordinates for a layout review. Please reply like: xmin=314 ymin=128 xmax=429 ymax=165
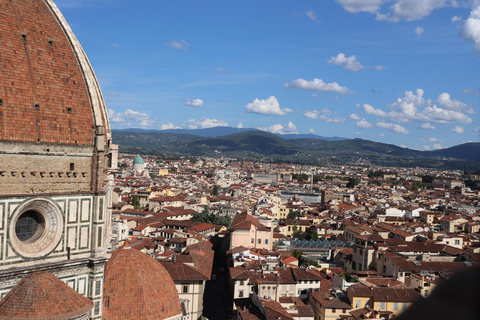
xmin=133 ymin=155 xmax=145 ymax=165
xmin=103 ymin=249 xmax=182 ymax=320
xmin=0 ymin=271 xmax=93 ymax=320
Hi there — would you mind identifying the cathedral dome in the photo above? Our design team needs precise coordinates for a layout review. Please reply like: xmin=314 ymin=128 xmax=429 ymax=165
xmin=133 ymin=155 xmax=145 ymax=165
xmin=103 ymin=249 xmax=182 ymax=320
xmin=0 ymin=0 xmax=110 ymax=145
xmin=0 ymin=271 xmax=94 ymax=320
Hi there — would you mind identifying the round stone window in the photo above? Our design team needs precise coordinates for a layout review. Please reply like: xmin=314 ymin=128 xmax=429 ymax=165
xmin=15 ymin=210 xmax=46 ymax=243
xmin=10 ymin=199 xmax=63 ymax=258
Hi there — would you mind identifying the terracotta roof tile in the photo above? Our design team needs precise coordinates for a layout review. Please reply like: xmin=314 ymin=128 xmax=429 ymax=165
xmin=103 ymin=249 xmax=181 ymax=320
xmin=0 ymin=271 xmax=93 ymax=320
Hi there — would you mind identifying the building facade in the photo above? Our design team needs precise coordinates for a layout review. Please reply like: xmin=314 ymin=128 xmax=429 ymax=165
xmin=0 ymin=0 xmax=117 ymax=318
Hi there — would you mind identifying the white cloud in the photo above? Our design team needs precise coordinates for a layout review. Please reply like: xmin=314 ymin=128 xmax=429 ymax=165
xmin=327 ymin=117 xmax=345 ymax=123
xmin=108 ymin=109 xmax=156 ymax=128
xmin=349 ymin=113 xmax=361 ymax=121
xmin=358 ymin=89 xmax=472 ymax=124
xmin=423 ymin=145 xmax=431 ymax=150
xmin=185 ymin=98 xmax=204 ymax=107
xmin=375 ymin=121 xmax=410 ymax=134
xmin=285 ymin=122 xmax=298 ymax=133
xmin=460 ymin=6 xmax=480 ymax=52
xmin=426 ymin=137 xmax=439 ymax=142
xmin=415 ymin=26 xmax=425 ymax=37
xmin=217 ymin=67 xmax=228 ymax=72
xmin=258 ymin=121 xmax=298 ymax=134
xmin=161 ymin=122 xmax=181 ymax=130
xmin=312 ymin=93 xmax=322 ymax=97
xmin=474 ymin=126 xmax=480 ymax=132
xmin=337 ymin=0 xmax=449 ymax=22
xmin=462 ymin=88 xmax=480 ymax=95
xmin=303 ymin=109 xmax=345 ymax=123
xmin=165 ymin=40 xmax=189 ymax=50
xmin=183 ymin=118 xmax=228 ymax=129
xmin=285 ymin=78 xmax=354 ymax=95
xmin=308 ymin=129 xmax=315 ymax=134
xmin=452 ymin=15 xmax=462 ymax=23
xmin=328 ymin=53 xmax=366 ymax=72
xmin=305 ymin=9 xmax=317 ymax=21
xmin=335 ymin=0 xmax=384 ymax=13
xmin=437 ymin=92 xmax=473 ymax=113
xmin=376 ymin=0 xmax=448 ymax=22
xmin=245 ymin=96 xmax=292 ymax=115
xmin=389 ymin=89 xmax=473 ymax=124
xmin=237 ymin=122 xmax=243 ymax=129
xmin=375 ymin=65 xmax=386 ymax=71
xmin=433 ymin=143 xmax=442 ymax=149
xmin=421 ymin=123 xmax=436 ymax=129
xmin=139 ymin=120 xmax=154 ymax=128
xmin=357 ymin=120 xmax=373 ymax=129
xmin=108 ymin=108 xmax=149 ymax=123
xmin=353 ymin=131 xmax=360 ymax=135
xmin=379 ymin=133 xmax=385 ymax=137
xmin=363 ymin=103 xmax=389 ymax=117
xmin=451 ymin=126 xmax=465 ymax=133
xmin=421 ymin=104 xmax=473 ymax=124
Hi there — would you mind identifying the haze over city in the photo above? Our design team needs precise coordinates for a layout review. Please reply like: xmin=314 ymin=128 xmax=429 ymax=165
xmin=57 ymin=0 xmax=479 ymax=151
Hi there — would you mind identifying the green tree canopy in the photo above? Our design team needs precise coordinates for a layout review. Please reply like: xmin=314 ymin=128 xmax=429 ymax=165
xmin=212 ymin=185 xmax=219 ymax=195
xmin=190 ymin=206 xmax=232 ymax=227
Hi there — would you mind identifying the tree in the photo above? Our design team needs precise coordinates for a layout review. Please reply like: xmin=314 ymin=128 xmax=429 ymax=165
xmin=212 ymin=185 xmax=219 ymax=195
xmin=422 ymin=175 xmax=434 ymax=184
xmin=213 ymin=216 xmax=232 ymax=227
xmin=293 ymin=229 xmax=306 ymax=240
xmin=309 ymin=229 xmax=318 ymax=241
xmin=292 ymin=220 xmax=298 ymax=232
xmin=190 ymin=206 xmax=232 ymax=227
xmin=292 ymin=250 xmax=302 ymax=259
xmin=191 ymin=206 xmax=214 ymax=223
xmin=287 ymin=210 xmax=300 ymax=220
xmin=346 ymin=177 xmax=360 ymax=188
xmin=131 ymin=196 xmax=141 ymax=209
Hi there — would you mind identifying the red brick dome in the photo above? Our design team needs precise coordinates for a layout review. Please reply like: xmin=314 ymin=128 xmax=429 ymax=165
xmin=103 ymin=249 xmax=182 ymax=320
xmin=0 ymin=271 xmax=94 ymax=320
xmin=0 ymin=0 xmax=110 ymax=145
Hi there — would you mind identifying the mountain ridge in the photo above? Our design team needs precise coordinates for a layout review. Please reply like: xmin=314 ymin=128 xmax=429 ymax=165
xmin=113 ymin=127 xmax=347 ymax=141
xmin=112 ymin=130 xmax=480 ymax=170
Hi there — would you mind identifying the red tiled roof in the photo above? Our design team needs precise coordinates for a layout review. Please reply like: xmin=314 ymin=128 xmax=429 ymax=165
xmin=309 ymin=291 xmax=352 ymax=309
xmin=348 ymin=282 xmax=423 ymax=302
xmin=103 ymin=249 xmax=181 ymax=319
xmin=0 ymin=271 xmax=93 ymax=320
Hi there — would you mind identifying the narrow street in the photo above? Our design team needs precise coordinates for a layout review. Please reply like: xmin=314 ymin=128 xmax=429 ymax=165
xmin=203 ymin=234 xmax=231 ymax=320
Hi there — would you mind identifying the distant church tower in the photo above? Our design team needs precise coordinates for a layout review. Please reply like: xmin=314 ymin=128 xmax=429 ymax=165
xmin=0 ymin=0 xmax=116 ymax=319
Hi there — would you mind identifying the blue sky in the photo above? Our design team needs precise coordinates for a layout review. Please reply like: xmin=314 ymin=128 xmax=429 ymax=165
xmin=57 ymin=0 xmax=479 ymax=151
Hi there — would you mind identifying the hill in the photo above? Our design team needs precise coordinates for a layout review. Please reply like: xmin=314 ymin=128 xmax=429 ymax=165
xmin=430 ymin=142 xmax=480 ymax=162
xmin=112 ymin=130 xmax=480 ymax=170
xmin=114 ymin=127 xmax=346 ymax=140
